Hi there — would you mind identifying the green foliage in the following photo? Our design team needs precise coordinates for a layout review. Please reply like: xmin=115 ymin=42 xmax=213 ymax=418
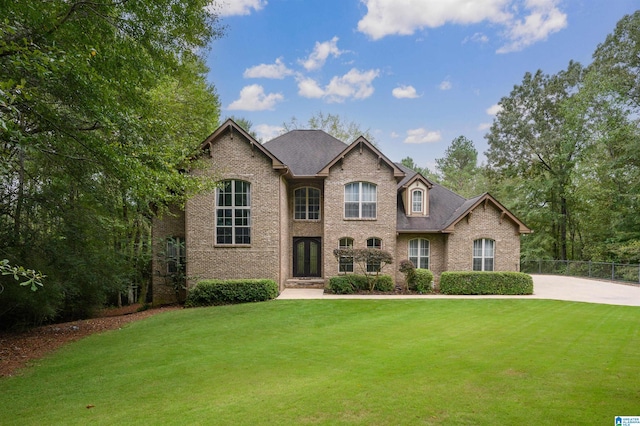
xmin=332 ymin=247 xmax=393 ymax=291
xmin=0 ymin=1 xmax=222 ymax=326
xmin=327 ymin=274 xmax=394 ymax=294
xmin=0 ymin=259 xmax=45 ymax=292
xmin=439 ymin=272 xmax=533 ymax=295
xmin=413 ymin=269 xmax=434 ymax=293
xmin=399 ymin=259 xmax=416 ymax=291
xmin=434 ymin=136 xmax=484 ymax=197
xmin=184 ymin=279 xmax=279 ymax=307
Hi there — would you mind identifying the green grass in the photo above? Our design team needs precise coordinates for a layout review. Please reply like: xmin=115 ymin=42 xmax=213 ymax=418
xmin=1 ymin=300 xmax=639 ymax=425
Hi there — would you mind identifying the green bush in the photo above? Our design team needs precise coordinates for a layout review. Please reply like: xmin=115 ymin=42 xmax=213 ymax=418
xmin=327 ymin=275 xmax=395 ymax=294
xmin=440 ymin=272 xmax=533 ymax=295
xmin=412 ymin=269 xmax=434 ymax=293
xmin=185 ymin=279 xmax=279 ymax=307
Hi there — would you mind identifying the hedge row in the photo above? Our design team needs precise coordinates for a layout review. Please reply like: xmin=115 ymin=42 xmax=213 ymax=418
xmin=327 ymin=274 xmax=394 ymax=294
xmin=439 ymin=272 xmax=533 ymax=295
xmin=185 ymin=279 xmax=279 ymax=307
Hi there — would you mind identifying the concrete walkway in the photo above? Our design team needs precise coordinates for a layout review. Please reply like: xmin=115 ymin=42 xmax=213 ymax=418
xmin=277 ymin=275 xmax=640 ymax=306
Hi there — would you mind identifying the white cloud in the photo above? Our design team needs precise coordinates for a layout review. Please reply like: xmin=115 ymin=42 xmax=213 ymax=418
xmin=227 ymin=84 xmax=283 ymax=111
xmin=439 ymin=79 xmax=452 ymax=90
xmin=358 ymin=0 xmax=512 ymax=40
xmin=298 ymin=68 xmax=380 ymax=103
xmin=255 ymin=124 xmax=284 ymax=141
xmin=392 ymin=85 xmax=420 ymax=99
xmin=243 ymin=58 xmax=294 ymax=79
xmin=486 ymin=103 xmax=503 ymax=115
xmin=357 ymin=0 xmax=567 ymax=53
xmin=216 ymin=0 xmax=267 ymax=16
xmin=497 ymin=0 xmax=567 ymax=53
xmin=404 ymin=128 xmax=442 ymax=144
xmin=463 ymin=32 xmax=490 ymax=44
xmin=299 ymin=36 xmax=344 ymax=71
xmin=390 ymin=131 xmax=400 ymax=138
xmin=478 ymin=122 xmax=492 ymax=131
xmin=297 ymin=77 xmax=325 ymax=98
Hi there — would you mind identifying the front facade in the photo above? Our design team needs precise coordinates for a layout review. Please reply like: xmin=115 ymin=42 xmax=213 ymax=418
xmin=152 ymin=119 xmax=531 ymax=303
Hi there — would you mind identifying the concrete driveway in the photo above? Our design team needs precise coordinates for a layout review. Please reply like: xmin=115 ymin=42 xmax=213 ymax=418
xmin=277 ymin=275 xmax=640 ymax=306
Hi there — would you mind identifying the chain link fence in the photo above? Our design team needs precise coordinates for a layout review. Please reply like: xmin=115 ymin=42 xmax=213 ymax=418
xmin=521 ymin=260 xmax=640 ymax=284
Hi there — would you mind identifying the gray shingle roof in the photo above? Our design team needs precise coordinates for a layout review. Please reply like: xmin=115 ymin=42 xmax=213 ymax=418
xmin=395 ymin=162 xmax=469 ymax=232
xmin=264 ymin=130 xmax=348 ymax=176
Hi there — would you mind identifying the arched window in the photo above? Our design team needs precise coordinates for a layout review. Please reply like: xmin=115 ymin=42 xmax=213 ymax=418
xmin=473 ymin=239 xmax=495 ymax=271
xmin=344 ymin=182 xmax=377 ymax=219
xmin=216 ymin=180 xmax=251 ymax=245
xmin=294 ymin=187 xmax=320 ymax=220
xmin=409 ymin=238 xmax=430 ymax=269
xmin=338 ymin=237 xmax=354 ymax=273
xmin=367 ymin=237 xmax=382 ymax=272
xmin=411 ymin=189 xmax=424 ymax=214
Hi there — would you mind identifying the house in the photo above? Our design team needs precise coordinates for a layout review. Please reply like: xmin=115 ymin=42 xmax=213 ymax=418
xmin=151 ymin=119 xmax=531 ymax=303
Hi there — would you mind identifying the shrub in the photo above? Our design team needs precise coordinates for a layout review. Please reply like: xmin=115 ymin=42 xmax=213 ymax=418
xmin=440 ymin=272 xmax=533 ymax=295
xmin=413 ymin=269 xmax=434 ymax=293
xmin=399 ymin=259 xmax=416 ymax=291
xmin=328 ymin=274 xmax=395 ymax=294
xmin=185 ymin=279 xmax=279 ymax=307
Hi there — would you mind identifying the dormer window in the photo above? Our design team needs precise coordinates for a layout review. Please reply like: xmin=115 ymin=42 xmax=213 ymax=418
xmin=411 ymin=189 xmax=424 ymax=214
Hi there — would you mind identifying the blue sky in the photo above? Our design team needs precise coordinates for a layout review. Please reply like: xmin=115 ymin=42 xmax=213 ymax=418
xmin=206 ymin=0 xmax=638 ymax=169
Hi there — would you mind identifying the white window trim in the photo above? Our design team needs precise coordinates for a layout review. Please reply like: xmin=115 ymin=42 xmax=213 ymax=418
xmin=344 ymin=182 xmax=377 ymax=219
xmin=408 ymin=238 xmax=430 ymax=269
xmin=473 ymin=238 xmax=495 ymax=271
xmin=215 ymin=180 xmax=251 ymax=246
xmin=411 ymin=189 xmax=424 ymax=214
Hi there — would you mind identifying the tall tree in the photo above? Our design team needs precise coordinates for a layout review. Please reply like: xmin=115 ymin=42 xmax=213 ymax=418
xmin=0 ymin=1 xmax=223 ymax=326
xmin=486 ymin=61 xmax=587 ymax=260
xmin=434 ymin=136 xmax=482 ymax=197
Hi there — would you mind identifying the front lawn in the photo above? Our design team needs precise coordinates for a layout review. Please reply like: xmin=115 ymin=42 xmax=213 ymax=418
xmin=1 ymin=300 xmax=638 ymax=425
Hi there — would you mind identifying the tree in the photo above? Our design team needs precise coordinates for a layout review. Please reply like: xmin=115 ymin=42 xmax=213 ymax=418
xmin=486 ymin=61 xmax=587 ymax=260
xmin=332 ymin=248 xmax=393 ymax=292
xmin=400 ymin=156 xmax=435 ymax=179
xmin=283 ymin=111 xmax=376 ymax=144
xmin=0 ymin=1 xmax=223 ymax=326
xmin=434 ymin=136 xmax=483 ymax=197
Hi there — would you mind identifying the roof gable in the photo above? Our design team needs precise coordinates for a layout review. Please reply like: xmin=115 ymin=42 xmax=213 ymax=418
xmin=442 ymin=193 xmax=532 ymax=234
xmin=317 ymin=136 xmax=405 ymax=178
xmin=199 ymin=119 xmax=286 ymax=171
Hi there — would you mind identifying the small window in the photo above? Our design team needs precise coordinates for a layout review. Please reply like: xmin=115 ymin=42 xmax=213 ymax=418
xmin=367 ymin=237 xmax=382 ymax=272
xmin=411 ymin=189 xmax=423 ymax=214
xmin=339 ymin=237 xmax=354 ymax=273
xmin=345 ymin=182 xmax=377 ymax=219
xmin=216 ymin=180 xmax=251 ymax=245
xmin=409 ymin=238 xmax=429 ymax=269
xmin=294 ymin=187 xmax=320 ymax=220
xmin=473 ymin=239 xmax=495 ymax=271
xmin=166 ymin=237 xmax=185 ymax=274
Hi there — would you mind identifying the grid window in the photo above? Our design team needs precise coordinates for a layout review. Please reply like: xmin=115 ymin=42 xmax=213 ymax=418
xmin=345 ymin=182 xmax=377 ymax=219
xmin=367 ymin=237 xmax=382 ymax=272
xmin=339 ymin=237 xmax=354 ymax=273
xmin=473 ymin=239 xmax=495 ymax=271
xmin=409 ymin=238 xmax=430 ymax=269
xmin=412 ymin=189 xmax=423 ymax=213
xmin=294 ymin=187 xmax=320 ymax=220
xmin=216 ymin=180 xmax=251 ymax=245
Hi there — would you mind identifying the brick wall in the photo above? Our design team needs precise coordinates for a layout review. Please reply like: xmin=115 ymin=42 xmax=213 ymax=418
xmin=446 ymin=202 xmax=521 ymax=272
xmin=323 ymin=146 xmax=398 ymax=280
xmin=185 ymin=131 xmax=283 ymax=290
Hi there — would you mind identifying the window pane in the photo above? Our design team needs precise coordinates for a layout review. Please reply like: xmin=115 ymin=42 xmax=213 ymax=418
xmin=362 ymin=183 xmax=376 ymax=202
xmin=362 ymin=202 xmax=376 ymax=218
xmin=473 ymin=258 xmax=483 ymax=271
xmin=412 ymin=190 xmax=423 ymax=212
xmin=297 ymin=241 xmax=305 ymax=273
xmin=485 ymin=239 xmax=495 ymax=257
xmin=484 ymin=258 xmax=494 ymax=271
xmin=345 ymin=202 xmax=359 ymax=218
xmin=216 ymin=228 xmax=232 ymax=244
xmin=310 ymin=242 xmax=318 ymax=275
xmin=345 ymin=183 xmax=359 ymax=202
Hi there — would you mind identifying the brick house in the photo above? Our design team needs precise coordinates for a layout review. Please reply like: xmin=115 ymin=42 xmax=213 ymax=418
xmin=152 ymin=119 xmax=531 ymax=303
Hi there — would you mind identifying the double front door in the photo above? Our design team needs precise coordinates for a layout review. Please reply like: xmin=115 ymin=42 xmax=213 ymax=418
xmin=293 ymin=237 xmax=321 ymax=277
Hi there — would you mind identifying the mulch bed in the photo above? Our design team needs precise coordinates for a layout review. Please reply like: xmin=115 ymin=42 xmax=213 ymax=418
xmin=0 ymin=304 xmax=181 ymax=377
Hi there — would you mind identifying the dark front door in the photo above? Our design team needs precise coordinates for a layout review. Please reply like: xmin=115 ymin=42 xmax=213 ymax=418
xmin=293 ymin=237 xmax=321 ymax=277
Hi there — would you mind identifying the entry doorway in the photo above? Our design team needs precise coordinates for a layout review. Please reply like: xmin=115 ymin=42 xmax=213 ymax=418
xmin=293 ymin=237 xmax=321 ymax=277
